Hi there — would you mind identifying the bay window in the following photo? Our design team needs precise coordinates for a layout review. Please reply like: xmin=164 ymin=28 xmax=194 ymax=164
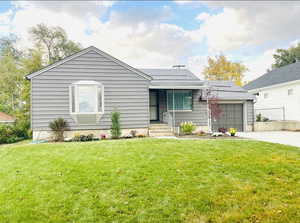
xmin=167 ymin=90 xmax=193 ymax=111
xmin=69 ymin=81 xmax=104 ymax=124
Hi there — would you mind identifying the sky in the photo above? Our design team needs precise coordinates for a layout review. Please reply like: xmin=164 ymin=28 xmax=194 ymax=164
xmin=0 ymin=1 xmax=300 ymax=81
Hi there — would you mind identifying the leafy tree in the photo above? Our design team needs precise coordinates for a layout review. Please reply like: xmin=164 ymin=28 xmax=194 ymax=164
xmin=29 ymin=23 xmax=82 ymax=64
xmin=272 ymin=43 xmax=300 ymax=69
xmin=0 ymin=34 xmax=22 ymax=59
xmin=202 ymin=55 xmax=248 ymax=86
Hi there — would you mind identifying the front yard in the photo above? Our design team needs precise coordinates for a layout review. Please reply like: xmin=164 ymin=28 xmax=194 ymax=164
xmin=1 ymin=139 xmax=300 ymax=222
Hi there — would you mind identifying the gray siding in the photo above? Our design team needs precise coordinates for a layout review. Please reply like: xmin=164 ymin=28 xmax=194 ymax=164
xmin=247 ymin=100 xmax=254 ymax=124
xmin=31 ymin=50 xmax=150 ymax=130
xmin=172 ymin=90 xmax=208 ymax=126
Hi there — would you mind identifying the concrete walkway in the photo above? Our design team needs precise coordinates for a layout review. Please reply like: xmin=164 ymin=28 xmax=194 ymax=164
xmin=237 ymin=131 xmax=300 ymax=147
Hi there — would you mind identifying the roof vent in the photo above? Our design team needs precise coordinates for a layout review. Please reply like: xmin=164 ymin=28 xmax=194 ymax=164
xmin=172 ymin=65 xmax=185 ymax=69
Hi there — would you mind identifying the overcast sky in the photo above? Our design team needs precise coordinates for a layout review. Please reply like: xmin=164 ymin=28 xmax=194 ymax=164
xmin=0 ymin=1 xmax=300 ymax=81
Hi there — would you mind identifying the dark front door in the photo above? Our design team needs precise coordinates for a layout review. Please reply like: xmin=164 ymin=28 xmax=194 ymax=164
xmin=212 ymin=104 xmax=244 ymax=131
xmin=150 ymin=91 xmax=159 ymax=121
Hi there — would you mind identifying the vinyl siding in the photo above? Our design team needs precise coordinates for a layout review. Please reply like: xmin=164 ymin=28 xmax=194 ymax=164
xmin=247 ymin=100 xmax=254 ymax=124
xmin=31 ymin=50 xmax=150 ymax=130
xmin=172 ymin=90 xmax=208 ymax=126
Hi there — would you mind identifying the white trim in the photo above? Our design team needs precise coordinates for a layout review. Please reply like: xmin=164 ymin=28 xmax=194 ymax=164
xmin=248 ymin=79 xmax=300 ymax=93
xmin=150 ymin=85 xmax=205 ymax=89
xmin=0 ymin=120 xmax=15 ymax=123
xmin=69 ymin=81 xmax=104 ymax=124
xmin=26 ymin=46 xmax=152 ymax=81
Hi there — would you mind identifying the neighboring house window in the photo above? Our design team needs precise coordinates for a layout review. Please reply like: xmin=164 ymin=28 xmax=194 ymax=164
xmin=167 ymin=90 xmax=193 ymax=111
xmin=69 ymin=81 xmax=104 ymax=123
xmin=288 ymin=89 xmax=293 ymax=96
xmin=263 ymin=93 xmax=269 ymax=99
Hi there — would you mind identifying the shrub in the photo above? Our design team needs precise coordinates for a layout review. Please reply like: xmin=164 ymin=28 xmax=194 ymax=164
xmin=130 ymin=130 xmax=137 ymax=138
xmin=49 ymin=118 xmax=69 ymax=142
xmin=0 ymin=124 xmax=23 ymax=144
xmin=229 ymin=128 xmax=237 ymax=136
xmin=111 ymin=111 xmax=121 ymax=139
xmin=256 ymin=113 xmax=262 ymax=122
xmin=137 ymin=134 xmax=146 ymax=138
xmin=256 ymin=114 xmax=269 ymax=122
xmin=197 ymin=130 xmax=207 ymax=136
xmin=86 ymin=134 xmax=94 ymax=141
xmin=14 ymin=119 xmax=31 ymax=139
xmin=100 ymin=133 xmax=107 ymax=140
xmin=218 ymin=127 xmax=227 ymax=134
xmin=180 ymin=122 xmax=196 ymax=135
xmin=72 ymin=134 xmax=94 ymax=142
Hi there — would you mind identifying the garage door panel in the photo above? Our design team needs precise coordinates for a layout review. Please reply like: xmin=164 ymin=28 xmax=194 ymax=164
xmin=212 ymin=104 xmax=243 ymax=131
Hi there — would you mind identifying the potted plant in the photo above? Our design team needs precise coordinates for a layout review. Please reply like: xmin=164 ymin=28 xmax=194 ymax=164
xmin=229 ymin=128 xmax=237 ymax=136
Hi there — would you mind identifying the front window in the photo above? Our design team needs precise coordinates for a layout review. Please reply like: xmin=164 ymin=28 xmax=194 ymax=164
xmin=70 ymin=81 xmax=104 ymax=115
xmin=288 ymin=89 xmax=293 ymax=96
xmin=167 ymin=90 xmax=193 ymax=111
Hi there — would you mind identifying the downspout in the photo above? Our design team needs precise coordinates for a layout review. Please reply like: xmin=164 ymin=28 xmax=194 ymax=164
xmin=172 ymin=88 xmax=175 ymax=134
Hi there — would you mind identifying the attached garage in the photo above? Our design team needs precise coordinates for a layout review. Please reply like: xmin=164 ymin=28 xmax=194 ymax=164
xmin=211 ymin=104 xmax=244 ymax=132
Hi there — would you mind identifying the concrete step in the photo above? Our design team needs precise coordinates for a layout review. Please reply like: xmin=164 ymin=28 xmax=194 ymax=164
xmin=149 ymin=124 xmax=170 ymax=130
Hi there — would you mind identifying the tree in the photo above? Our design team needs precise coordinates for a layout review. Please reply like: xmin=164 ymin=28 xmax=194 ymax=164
xmin=0 ymin=34 xmax=22 ymax=59
xmin=202 ymin=55 xmax=248 ymax=86
xmin=29 ymin=23 xmax=82 ymax=64
xmin=272 ymin=43 xmax=300 ymax=69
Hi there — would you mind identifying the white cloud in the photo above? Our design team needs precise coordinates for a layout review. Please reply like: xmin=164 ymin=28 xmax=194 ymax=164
xmin=1 ymin=1 xmax=194 ymax=69
xmin=192 ymin=2 xmax=300 ymax=52
xmin=244 ymin=49 xmax=275 ymax=82
xmin=195 ymin=12 xmax=210 ymax=21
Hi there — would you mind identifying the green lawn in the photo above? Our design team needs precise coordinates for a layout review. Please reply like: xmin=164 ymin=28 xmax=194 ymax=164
xmin=1 ymin=139 xmax=300 ymax=223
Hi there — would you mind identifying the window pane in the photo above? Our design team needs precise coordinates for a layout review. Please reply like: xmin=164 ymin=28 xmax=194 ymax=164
xmin=167 ymin=91 xmax=173 ymax=109
xmin=78 ymin=85 xmax=96 ymax=112
xmin=183 ymin=91 xmax=192 ymax=110
xmin=167 ymin=90 xmax=192 ymax=110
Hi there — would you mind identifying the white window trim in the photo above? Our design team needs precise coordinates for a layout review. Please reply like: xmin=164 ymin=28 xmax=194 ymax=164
xmin=69 ymin=80 xmax=104 ymax=116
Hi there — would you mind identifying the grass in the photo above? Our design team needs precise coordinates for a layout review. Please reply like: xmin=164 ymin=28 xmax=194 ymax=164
xmin=0 ymin=139 xmax=300 ymax=223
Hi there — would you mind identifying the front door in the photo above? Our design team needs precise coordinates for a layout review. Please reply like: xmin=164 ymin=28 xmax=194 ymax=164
xmin=150 ymin=91 xmax=158 ymax=121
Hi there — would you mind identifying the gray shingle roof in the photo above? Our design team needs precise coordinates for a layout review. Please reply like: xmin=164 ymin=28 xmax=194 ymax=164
xmin=140 ymin=68 xmax=254 ymax=100
xmin=140 ymin=68 xmax=204 ymax=87
xmin=244 ymin=62 xmax=300 ymax=90
xmin=204 ymin=81 xmax=255 ymax=100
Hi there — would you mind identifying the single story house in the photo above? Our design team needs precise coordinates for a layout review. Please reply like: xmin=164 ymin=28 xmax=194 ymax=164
xmin=244 ymin=61 xmax=300 ymax=121
xmin=26 ymin=46 xmax=255 ymax=140
xmin=0 ymin=112 xmax=15 ymax=124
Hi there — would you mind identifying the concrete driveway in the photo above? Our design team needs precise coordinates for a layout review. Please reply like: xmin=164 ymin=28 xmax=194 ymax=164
xmin=237 ymin=131 xmax=300 ymax=147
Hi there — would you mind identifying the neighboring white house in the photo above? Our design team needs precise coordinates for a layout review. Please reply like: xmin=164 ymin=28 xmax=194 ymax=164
xmin=244 ymin=61 xmax=300 ymax=121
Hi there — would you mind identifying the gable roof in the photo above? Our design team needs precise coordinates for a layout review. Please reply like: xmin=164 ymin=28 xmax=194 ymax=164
xmin=0 ymin=112 xmax=15 ymax=122
xmin=244 ymin=61 xmax=300 ymax=90
xmin=26 ymin=46 xmax=152 ymax=80
xmin=141 ymin=68 xmax=204 ymax=88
